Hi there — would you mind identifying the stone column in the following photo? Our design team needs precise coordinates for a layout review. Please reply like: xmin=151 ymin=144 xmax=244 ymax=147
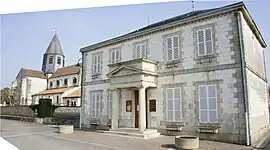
xmin=111 ymin=89 xmax=120 ymax=130
xmin=139 ymin=86 xmax=146 ymax=132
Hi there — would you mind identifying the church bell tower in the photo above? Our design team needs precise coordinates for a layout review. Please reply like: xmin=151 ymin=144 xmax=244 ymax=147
xmin=41 ymin=32 xmax=65 ymax=74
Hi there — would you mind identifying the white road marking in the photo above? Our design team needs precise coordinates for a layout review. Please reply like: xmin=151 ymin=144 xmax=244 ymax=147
xmin=40 ymin=133 xmax=121 ymax=150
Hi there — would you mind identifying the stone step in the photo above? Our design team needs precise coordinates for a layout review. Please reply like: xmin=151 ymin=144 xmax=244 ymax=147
xmin=98 ymin=129 xmax=161 ymax=139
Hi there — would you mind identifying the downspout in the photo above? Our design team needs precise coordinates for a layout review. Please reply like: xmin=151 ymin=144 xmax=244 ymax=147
xmin=236 ymin=11 xmax=251 ymax=146
xmin=79 ymin=54 xmax=84 ymax=130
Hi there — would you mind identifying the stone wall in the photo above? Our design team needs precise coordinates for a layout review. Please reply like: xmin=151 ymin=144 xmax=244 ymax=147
xmin=0 ymin=106 xmax=34 ymax=117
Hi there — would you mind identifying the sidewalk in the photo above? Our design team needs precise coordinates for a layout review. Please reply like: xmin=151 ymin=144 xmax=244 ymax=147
xmin=48 ymin=130 xmax=253 ymax=150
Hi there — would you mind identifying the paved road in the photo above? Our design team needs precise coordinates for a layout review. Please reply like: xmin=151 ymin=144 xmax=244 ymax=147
xmin=0 ymin=119 xmax=258 ymax=150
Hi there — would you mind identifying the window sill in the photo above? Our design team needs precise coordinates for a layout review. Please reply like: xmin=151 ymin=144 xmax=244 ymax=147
xmin=164 ymin=121 xmax=186 ymax=131
xmin=164 ymin=59 xmax=182 ymax=68
xmin=90 ymin=119 xmax=100 ymax=126
xmin=195 ymin=53 xmax=217 ymax=61
xmin=197 ymin=123 xmax=221 ymax=134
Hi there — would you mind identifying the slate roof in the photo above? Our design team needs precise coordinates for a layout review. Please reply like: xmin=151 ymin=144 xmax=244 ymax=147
xmin=19 ymin=68 xmax=47 ymax=79
xmin=80 ymin=2 xmax=266 ymax=52
xmin=50 ymin=65 xmax=81 ymax=78
xmin=45 ymin=34 xmax=64 ymax=56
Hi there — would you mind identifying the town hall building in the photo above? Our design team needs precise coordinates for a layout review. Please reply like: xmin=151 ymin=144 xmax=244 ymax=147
xmin=79 ymin=2 xmax=269 ymax=146
xmin=12 ymin=33 xmax=81 ymax=107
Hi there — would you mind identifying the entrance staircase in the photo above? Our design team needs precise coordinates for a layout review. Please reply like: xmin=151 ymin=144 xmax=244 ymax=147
xmin=98 ymin=128 xmax=161 ymax=139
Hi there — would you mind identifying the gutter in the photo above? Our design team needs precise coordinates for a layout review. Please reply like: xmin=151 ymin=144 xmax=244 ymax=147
xmin=236 ymin=11 xmax=251 ymax=146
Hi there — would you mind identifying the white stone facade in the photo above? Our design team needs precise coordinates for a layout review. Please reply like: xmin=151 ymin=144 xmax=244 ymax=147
xmin=80 ymin=3 xmax=268 ymax=146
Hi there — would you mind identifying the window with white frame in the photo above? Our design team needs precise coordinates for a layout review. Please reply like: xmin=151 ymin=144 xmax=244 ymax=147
xmin=198 ymin=84 xmax=218 ymax=123
xmin=92 ymin=53 xmax=102 ymax=75
xmin=107 ymin=90 xmax=113 ymax=119
xmin=166 ymin=87 xmax=181 ymax=122
xmin=110 ymin=49 xmax=120 ymax=64
xmin=135 ymin=43 xmax=147 ymax=58
xmin=91 ymin=91 xmax=101 ymax=118
xmin=197 ymin=27 xmax=213 ymax=56
xmin=165 ymin=35 xmax=180 ymax=61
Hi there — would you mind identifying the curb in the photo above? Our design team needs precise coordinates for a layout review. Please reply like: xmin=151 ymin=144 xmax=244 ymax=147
xmin=253 ymin=131 xmax=270 ymax=149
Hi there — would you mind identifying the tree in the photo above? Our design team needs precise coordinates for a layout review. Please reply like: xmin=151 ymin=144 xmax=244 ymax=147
xmin=0 ymin=87 xmax=20 ymax=106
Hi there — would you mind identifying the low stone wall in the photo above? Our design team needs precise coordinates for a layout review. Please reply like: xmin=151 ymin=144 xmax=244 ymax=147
xmin=0 ymin=106 xmax=34 ymax=117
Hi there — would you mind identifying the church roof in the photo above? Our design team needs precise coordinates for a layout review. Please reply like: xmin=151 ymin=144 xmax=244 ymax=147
xmin=63 ymin=88 xmax=81 ymax=98
xmin=17 ymin=68 xmax=47 ymax=79
xmin=45 ymin=34 xmax=65 ymax=56
xmin=50 ymin=65 xmax=81 ymax=78
xmin=32 ymin=87 xmax=72 ymax=96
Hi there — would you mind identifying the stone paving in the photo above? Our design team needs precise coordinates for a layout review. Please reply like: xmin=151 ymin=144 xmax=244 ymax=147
xmin=0 ymin=119 xmax=265 ymax=150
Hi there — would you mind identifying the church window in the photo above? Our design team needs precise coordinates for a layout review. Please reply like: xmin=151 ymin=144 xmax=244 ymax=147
xmin=49 ymin=56 xmax=54 ymax=64
xmin=73 ymin=77 xmax=77 ymax=85
xmin=57 ymin=57 xmax=61 ymax=65
xmin=56 ymin=80 xmax=60 ymax=87
xmin=64 ymin=79 xmax=68 ymax=86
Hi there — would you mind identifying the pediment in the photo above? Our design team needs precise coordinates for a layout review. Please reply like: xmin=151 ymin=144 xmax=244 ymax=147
xmin=107 ymin=66 xmax=142 ymax=77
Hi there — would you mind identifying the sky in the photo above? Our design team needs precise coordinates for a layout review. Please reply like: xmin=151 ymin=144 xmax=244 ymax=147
xmin=0 ymin=0 xmax=269 ymax=88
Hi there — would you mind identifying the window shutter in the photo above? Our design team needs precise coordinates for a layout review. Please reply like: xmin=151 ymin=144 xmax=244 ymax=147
xmin=173 ymin=36 xmax=179 ymax=60
xmin=167 ymin=37 xmax=173 ymax=61
xmin=208 ymin=85 xmax=217 ymax=123
xmin=197 ymin=30 xmax=205 ymax=56
xmin=96 ymin=93 xmax=100 ymax=118
xmin=141 ymin=44 xmax=146 ymax=58
xmin=174 ymin=87 xmax=181 ymax=121
xmin=116 ymin=50 xmax=120 ymax=63
xmin=91 ymin=93 xmax=96 ymax=118
xmin=136 ymin=45 xmax=141 ymax=58
xmin=111 ymin=51 xmax=115 ymax=64
xmin=205 ymin=28 xmax=213 ymax=54
xmin=198 ymin=85 xmax=208 ymax=123
xmin=166 ymin=88 xmax=174 ymax=122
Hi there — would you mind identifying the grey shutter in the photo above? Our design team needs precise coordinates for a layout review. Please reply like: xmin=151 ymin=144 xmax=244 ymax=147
xmin=167 ymin=37 xmax=173 ymax=61
xmin=141 ymin=44 xmax=146 ymax=58
xmin=205 ymin=28 xmax=213 ymax=54
xmin=166 ymin=88 xmax=174 ymax=121
xmin=199 ymin=85 xmax=208 ymax=123
xmin=96 ymin=93 xmax=100 ymax=118
xmin=91 ymin=93 xmax=96 ymax=118
xmin=136 ymin=45 xmax=141 ymax=58
xmin=208 ymin=85 xmax=217 ymax=123
xmin=111 ymin=51 xmax=115 ymax=64
xmin=116 ymin=50 xmax=120 ymax=63
xmin=174 ymin=87 xmax=181 ymax=121
xmin=197 ymin=30 xmax=205 ymax=56
xmin=173 ymin=36 xmax=179 ymax=60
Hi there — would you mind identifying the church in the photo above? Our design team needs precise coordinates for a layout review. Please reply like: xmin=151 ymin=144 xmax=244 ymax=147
xmin=11 ymin=33 xmax=81 ymax=107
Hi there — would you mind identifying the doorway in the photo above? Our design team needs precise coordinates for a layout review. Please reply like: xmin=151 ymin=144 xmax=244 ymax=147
xmin=134 ymin=89 xmax=148 ymax=129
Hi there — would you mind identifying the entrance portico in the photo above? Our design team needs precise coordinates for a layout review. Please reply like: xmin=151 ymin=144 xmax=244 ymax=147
xmin=107 ymin=58 xmax=158 ymax=132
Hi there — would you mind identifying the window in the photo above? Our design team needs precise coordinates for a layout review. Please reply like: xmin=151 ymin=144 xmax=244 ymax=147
xmin=91 ymin=92 xmax=101 ymax=118
xmin=73 ymin=77 xmax=77 ymax=85
xmin=197 ymin=27 xmax=213 ymax=56
xmin=64 ymin=79 xmax=68 ymax=86
xmin=166 ymin=87 xmax=181 ymax=122
xmin=57 ymin=57 xmax=61 ymax=65
xmin=135 ymin=43 xmax=147 ymax=58
xmin=56 ymin=96 xmax=59 ymax=104
xmin=56 ymin=80 xmax=60 ymax=87
xmin=107 ymin=90 xmax=112 ymax=119
xmin=74 ymin=101 xmax=76 ymax=106
xmin=50 ymin=81 xmax=53 ymax=87
xmin=126 ymin=100 xmax=132 ymax=112
xmin=92 ymin=53 xmax=102 ymax=75
xmin=149 ymin=99 xmax=156 ymax=112
xmin=49 ymin=56 xmax=54 ymax=64
xmin=110 ymin=49 xmax=120 ymax=64
xmin=198 ymin=84 xmax=218 ymax=123
xmin=165 ymin=35 xmax=180 ymax=61
xmin=67 ymin=100 xmax=70 ymax=106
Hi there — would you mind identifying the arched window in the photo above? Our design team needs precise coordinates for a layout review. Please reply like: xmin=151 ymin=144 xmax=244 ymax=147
xmin=74 ymin=101 xmax=76 ymax=106
xmin=56 ymin=96 xmax=59 ymax=104
xmin=73 ymin=77 xmax=77 ymax=85
xmin=50 ymin=81 xmax=53 ymax=87
xmin=64 ymin=79 xmax=68 ymax=86
xmin=56 ymin=80 xmax=60 ymax=87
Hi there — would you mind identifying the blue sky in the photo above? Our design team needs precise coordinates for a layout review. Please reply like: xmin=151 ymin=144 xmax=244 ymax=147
xmin=1 ymin=0 xmax=269 ymax=88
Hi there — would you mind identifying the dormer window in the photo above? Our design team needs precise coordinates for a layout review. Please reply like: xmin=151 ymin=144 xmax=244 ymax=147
xmin=56 ymin=80 xmax=60 ymax=87
xmin=64 ymin=78 xmax=68 ymax=86
xmin=57 ymin=57 xmax=61 ymax=65
xmin=73 ymin=77 xmax=77 ymax=85
xmin=49 ymin=56 xmax=53 ymax=64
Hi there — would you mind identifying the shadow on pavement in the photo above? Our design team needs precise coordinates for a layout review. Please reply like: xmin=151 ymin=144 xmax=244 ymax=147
xmin=161 ymin=144 xmax=177 ymax=149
